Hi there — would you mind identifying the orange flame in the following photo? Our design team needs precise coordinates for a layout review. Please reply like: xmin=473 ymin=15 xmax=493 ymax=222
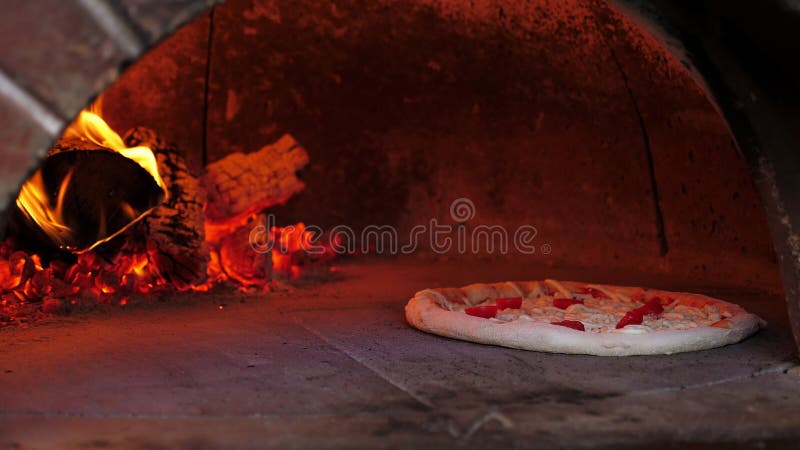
xmin=63 ymin=100 xmax=166 ymax=191
xmin=15 ymin=99 xmax=167 ymax=251
xmin=16 ymin=168 xmax=76 ymax=247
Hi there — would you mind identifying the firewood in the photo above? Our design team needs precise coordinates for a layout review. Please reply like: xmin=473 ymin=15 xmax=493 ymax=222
xmin=123 ymin=127 xmax=209 ymax=289
xmin=215 ymin=214 xmax=271 ymax=288
xmin=9 ymin=137 xmax=164 ymax=255
xmin=203 ymin=134 xmax=309 ymax=241
xmin=50 ymin=137 xmax=105 ymax=154
xmin=21 ymin=149 xmax=164 ymax=252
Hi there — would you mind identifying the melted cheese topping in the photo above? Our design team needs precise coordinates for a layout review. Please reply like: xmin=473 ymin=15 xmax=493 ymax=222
xmin=447 ymin=282 xmax=739 ymax=333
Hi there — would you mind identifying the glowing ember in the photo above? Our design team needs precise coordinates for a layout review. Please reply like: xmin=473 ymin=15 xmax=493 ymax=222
xmin=272 ymin=223 xmax=328 ymax=281
xmin=0 ymin=221 xmax=333 ymax=326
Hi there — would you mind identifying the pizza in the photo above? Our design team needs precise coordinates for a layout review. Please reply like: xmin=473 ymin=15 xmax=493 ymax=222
xmin=405 ymin=279 xmax=764 ymax=356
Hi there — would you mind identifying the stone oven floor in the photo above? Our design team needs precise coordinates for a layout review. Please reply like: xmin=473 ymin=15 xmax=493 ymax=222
xmin=1 ymin=258 xmax=799 ymax=449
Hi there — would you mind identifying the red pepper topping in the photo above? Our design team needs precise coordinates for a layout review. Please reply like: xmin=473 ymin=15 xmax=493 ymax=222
xmin=640 ymin=298 xmax=664 ymax=317
xmin=615 ymin=310 xmax=644 ymax=329
xmin=586 ymin=287 xmax=608 ymax=299
xmin=615 ymin=298 xmax=664 ymax=328
xmin=551 ymin=320 xmax=585 ymax=331
xmin=465 ymin=305 xmax=498 ymax=318
xmin=553 ymin=298 xmax=584 ymax=309
xmin=496 ymin=297 xmax=522 ymax=310
xmin=576 ymin=287 xmax=608 ymax=298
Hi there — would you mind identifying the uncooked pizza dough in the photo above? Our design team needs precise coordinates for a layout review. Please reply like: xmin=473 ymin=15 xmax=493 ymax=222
xmin=405 ymin=279 xmax=763 ymax=356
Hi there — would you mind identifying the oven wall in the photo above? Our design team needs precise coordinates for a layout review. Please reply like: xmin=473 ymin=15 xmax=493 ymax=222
xmin=89 ymin=0 xmax=782 ymax=291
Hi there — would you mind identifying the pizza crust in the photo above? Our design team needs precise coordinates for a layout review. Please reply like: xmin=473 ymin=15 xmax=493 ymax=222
xmin=405 ymin=282 xmax=764 ymax=356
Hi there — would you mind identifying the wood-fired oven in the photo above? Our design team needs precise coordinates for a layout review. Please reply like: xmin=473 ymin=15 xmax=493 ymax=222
xmin=1 ymin=1 xmax=799 ymax=448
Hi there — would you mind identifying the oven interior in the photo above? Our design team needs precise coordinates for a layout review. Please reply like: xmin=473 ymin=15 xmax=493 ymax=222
xmin=0 ymin=0 xmax=798 ymax=448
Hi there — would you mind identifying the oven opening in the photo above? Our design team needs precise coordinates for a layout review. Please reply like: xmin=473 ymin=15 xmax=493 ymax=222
xmin=1 ymin=0 xmax=798 ymax=448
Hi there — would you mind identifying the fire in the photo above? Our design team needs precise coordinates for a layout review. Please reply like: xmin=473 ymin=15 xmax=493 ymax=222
xmin=15 ymin=99 xmax=167 ymax=252
xmin=15 ymin=169 xmax=75 ymax=248
xmin=1 ymin=99 xmax=335 ymax=327
xmin=63 ymin=100 xmax=166 ymax=191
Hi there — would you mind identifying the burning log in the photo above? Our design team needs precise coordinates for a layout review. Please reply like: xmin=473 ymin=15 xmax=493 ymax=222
xmin=203 ymin=134 xmax=309 ymax=241
xmin=200 ymin=134 xmax=310 ymax=289
xmin=123 ymin=127 xmax=209 ymax=289
xmin=12 ymin=145 xmax=165 ymax=253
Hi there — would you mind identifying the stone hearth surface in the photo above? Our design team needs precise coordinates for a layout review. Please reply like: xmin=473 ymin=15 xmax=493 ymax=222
xmin=0 ymin=259 xmax=798 ymax=449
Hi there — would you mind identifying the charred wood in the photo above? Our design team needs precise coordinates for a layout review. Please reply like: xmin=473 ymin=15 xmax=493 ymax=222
xmin=10 ymin=142 xmax=164 ymax=254
xmin=203 ymin=134 xmax=308 ymax=241
xmin=124 ymin=127 xmax=209 ymax=289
